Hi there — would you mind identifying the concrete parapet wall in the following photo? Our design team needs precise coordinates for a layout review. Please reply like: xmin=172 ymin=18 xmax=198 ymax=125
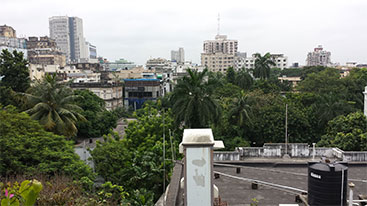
xmin=233 ymin=144 xmax=367 ymax=162
xmin=213 ymin=152 xmax=240 ymax=161
xmin=343 ymin=151 xmax=367 ymax=162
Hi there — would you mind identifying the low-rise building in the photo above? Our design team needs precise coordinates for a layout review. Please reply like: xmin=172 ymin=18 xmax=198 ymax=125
xmin=146 ymin=58 xmax=172 ymax=72
xmin=105 ymin=58 xmax=136 ymax=71
xmin=0 ymin=36 xmax=27 ymax=57
xmin=108 ymin=67 xmax=150 ymax=80
xmin=70 ymin=82 xmax=123 ymax=111
xmin=124 ymin=79 xmax=161 ymax=110
xmin=278 ymin=76 xmax=301 ymax=87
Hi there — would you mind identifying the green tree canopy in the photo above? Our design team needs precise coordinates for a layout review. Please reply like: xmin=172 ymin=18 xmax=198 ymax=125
xmin=235 ymin=69 xmax=253 ymax=90
xmin=74 ymin=89 xmax=117 ymax=139
xmin=318 ymin=112 xmax=367 ymax=151
xmin=343 ymin=68 xmax=367 ymax=110
xmin=297 ymin=67 xmax=345 ymax=95
xmin=226 ymin=66 xmax=236 ymax=84
xmin=91 ymin=103 xmax=176 ymax=202
xmin=24 ymin=74 xmax=86 ymax=138
xmin=0 ymin=49 xmax=30 ymax=92
xmin=0 ymin=105 xmax=92 ymax=179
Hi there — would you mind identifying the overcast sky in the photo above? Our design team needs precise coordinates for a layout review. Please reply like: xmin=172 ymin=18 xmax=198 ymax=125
xmin=2 ymin=0 xmax=367 ymax=65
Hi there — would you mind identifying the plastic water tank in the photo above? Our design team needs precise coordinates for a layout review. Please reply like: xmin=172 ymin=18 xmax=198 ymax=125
xmin=308 ymin=161 xmax=348 ymax=206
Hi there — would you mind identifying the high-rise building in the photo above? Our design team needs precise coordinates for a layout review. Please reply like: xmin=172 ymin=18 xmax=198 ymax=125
xmin=170 ymin=47 xmax=185 ymax=63
xmin=201 ymin=34 xmax=238 ymax=73
xmin=306 ymin=45 xmax=331 ymax=66
xmin=171 ymin=50 xmax=179 ymax=62
xmin=49 ymin=16 xmax=87 ymax=63
xmin=178 ymin=47 xmax=184 ymax=63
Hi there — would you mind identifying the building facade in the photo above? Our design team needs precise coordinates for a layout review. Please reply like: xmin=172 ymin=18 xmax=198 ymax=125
xmin=27 ymin=36 xmax=66 ymax=66
xmin=171 ymin=47 xmax=185 ymax=63
xmin=306 ymin=45 xmax=331 ymax=66
xmin=201 ymin=34 xmax=238 ymax=73
xmin=124 ymin=79 xmax=161 ymax=110
xmin=0 ymin=26 xmax=27 ymax=57
xmin=239 ymin=53 xmax=288 ymax=70
xmin=49 ymin=16 xmax=87 ymax=63
xmin=0 ymin=25 xmax=16 ymax=38
xmin=71 ymin=83 xmax=123 ymax=111
xmin=146 ymin=58 xmax=172 ymax=72
xmin=104 ymin=58 xmax=136 ymax=71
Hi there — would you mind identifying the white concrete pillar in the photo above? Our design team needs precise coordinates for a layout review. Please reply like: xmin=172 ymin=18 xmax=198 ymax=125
xmin=182 ymin=129 xmax=215 ymax=206
xmin=364 ymin=86 xmax=367 ymax=117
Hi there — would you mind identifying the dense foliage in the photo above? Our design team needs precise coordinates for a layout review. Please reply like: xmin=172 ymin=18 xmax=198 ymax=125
xmin=0 ymin=105 xmax=92 ymax=179
xmin=91 ymin=103 xmax=177 ymax=203
xmin=318 ymin=112 xmax=367 ymax=151
xmin=0 ymin=50 xmax=30 ymax=108
xmin=74 ymin=89 xmax=118 ymax=139
xmin=169 ymin=65 xmax=367 ymax=150
xmin=0 ymin=49 xmax=30 ymax=93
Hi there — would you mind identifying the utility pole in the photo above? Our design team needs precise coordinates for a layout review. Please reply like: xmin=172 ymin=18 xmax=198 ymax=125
xmin=285 ymin=104 xmax=288 ymax=155
xmin=163 ymin=110 xmax=166 ymax=193
xmin=363 ymin=86 xmax=367 ymax=117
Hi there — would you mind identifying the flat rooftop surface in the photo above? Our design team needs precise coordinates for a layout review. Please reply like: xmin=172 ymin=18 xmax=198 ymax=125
xmin=213 ymin=163 xmax=367 ymax=206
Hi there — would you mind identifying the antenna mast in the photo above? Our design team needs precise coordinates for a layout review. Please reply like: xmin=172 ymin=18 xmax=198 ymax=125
xmin=217 ymin=13 xmax=220 ymax=35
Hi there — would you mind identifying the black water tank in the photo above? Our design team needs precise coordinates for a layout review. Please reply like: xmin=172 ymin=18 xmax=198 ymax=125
xmin=308 ymin=162 xmax=348 ymax=206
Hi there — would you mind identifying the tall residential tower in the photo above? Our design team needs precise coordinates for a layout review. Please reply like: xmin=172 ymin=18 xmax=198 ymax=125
xmin=306 ymin=45 xmax=331 ymax=67
xmin=49 ymin=16 xmax=87 ymax=63
xmin=201 ymin=34 xmax=238 ymax=73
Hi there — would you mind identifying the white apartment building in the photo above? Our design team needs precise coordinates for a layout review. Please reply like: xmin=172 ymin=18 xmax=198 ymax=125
xmin=240 ymin=53 xmax=288 ymax=70
xmin=49 ymin=16 xmax=87 ymax=63
xmin=306 ymin=45 xmax=331 ymax=66
xmin=203 ymin=35 xmax=238 ymax=55
xmin=201 ymin=34 xmax=238 ymax=73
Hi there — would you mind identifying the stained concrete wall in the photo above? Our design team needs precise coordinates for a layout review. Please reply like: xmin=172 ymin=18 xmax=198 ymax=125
xmin=343 ymin=151 xmax=367 ymax=161
xmin=213 ymin=152 xmax=240 ymax=161
xmin=209 ymin=144 xmax=367 ymax=162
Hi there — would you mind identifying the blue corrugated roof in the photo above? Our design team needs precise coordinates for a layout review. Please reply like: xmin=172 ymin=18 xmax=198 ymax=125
xmin=124 ymin=79 xmax=159 ymax=81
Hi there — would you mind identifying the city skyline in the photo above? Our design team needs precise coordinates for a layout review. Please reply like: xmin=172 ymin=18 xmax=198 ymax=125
xmin=2 ymin=0 xmax=367 ymax=65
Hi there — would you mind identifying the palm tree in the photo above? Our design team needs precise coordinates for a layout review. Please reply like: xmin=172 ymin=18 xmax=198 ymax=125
xmin=228 ymin=91 xmax=253 ymax=128
xmin=253 ymin=53 xmax=275 ymax=80
xmin=170 ymin=68 xmax=220 ymax=128
xmin=23 ymin=74 xmax=86 ymax=137
xmin=235 ymin=68 xmax=253 ymax=90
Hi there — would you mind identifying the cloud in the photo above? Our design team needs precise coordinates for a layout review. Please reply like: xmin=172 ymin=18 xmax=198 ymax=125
xmin=1 ymin=0 xmax=367 ymax=65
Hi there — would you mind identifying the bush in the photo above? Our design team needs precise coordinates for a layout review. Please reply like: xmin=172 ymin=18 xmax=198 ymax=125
xmin=0 ymin=105 xmax=92 ymax=179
